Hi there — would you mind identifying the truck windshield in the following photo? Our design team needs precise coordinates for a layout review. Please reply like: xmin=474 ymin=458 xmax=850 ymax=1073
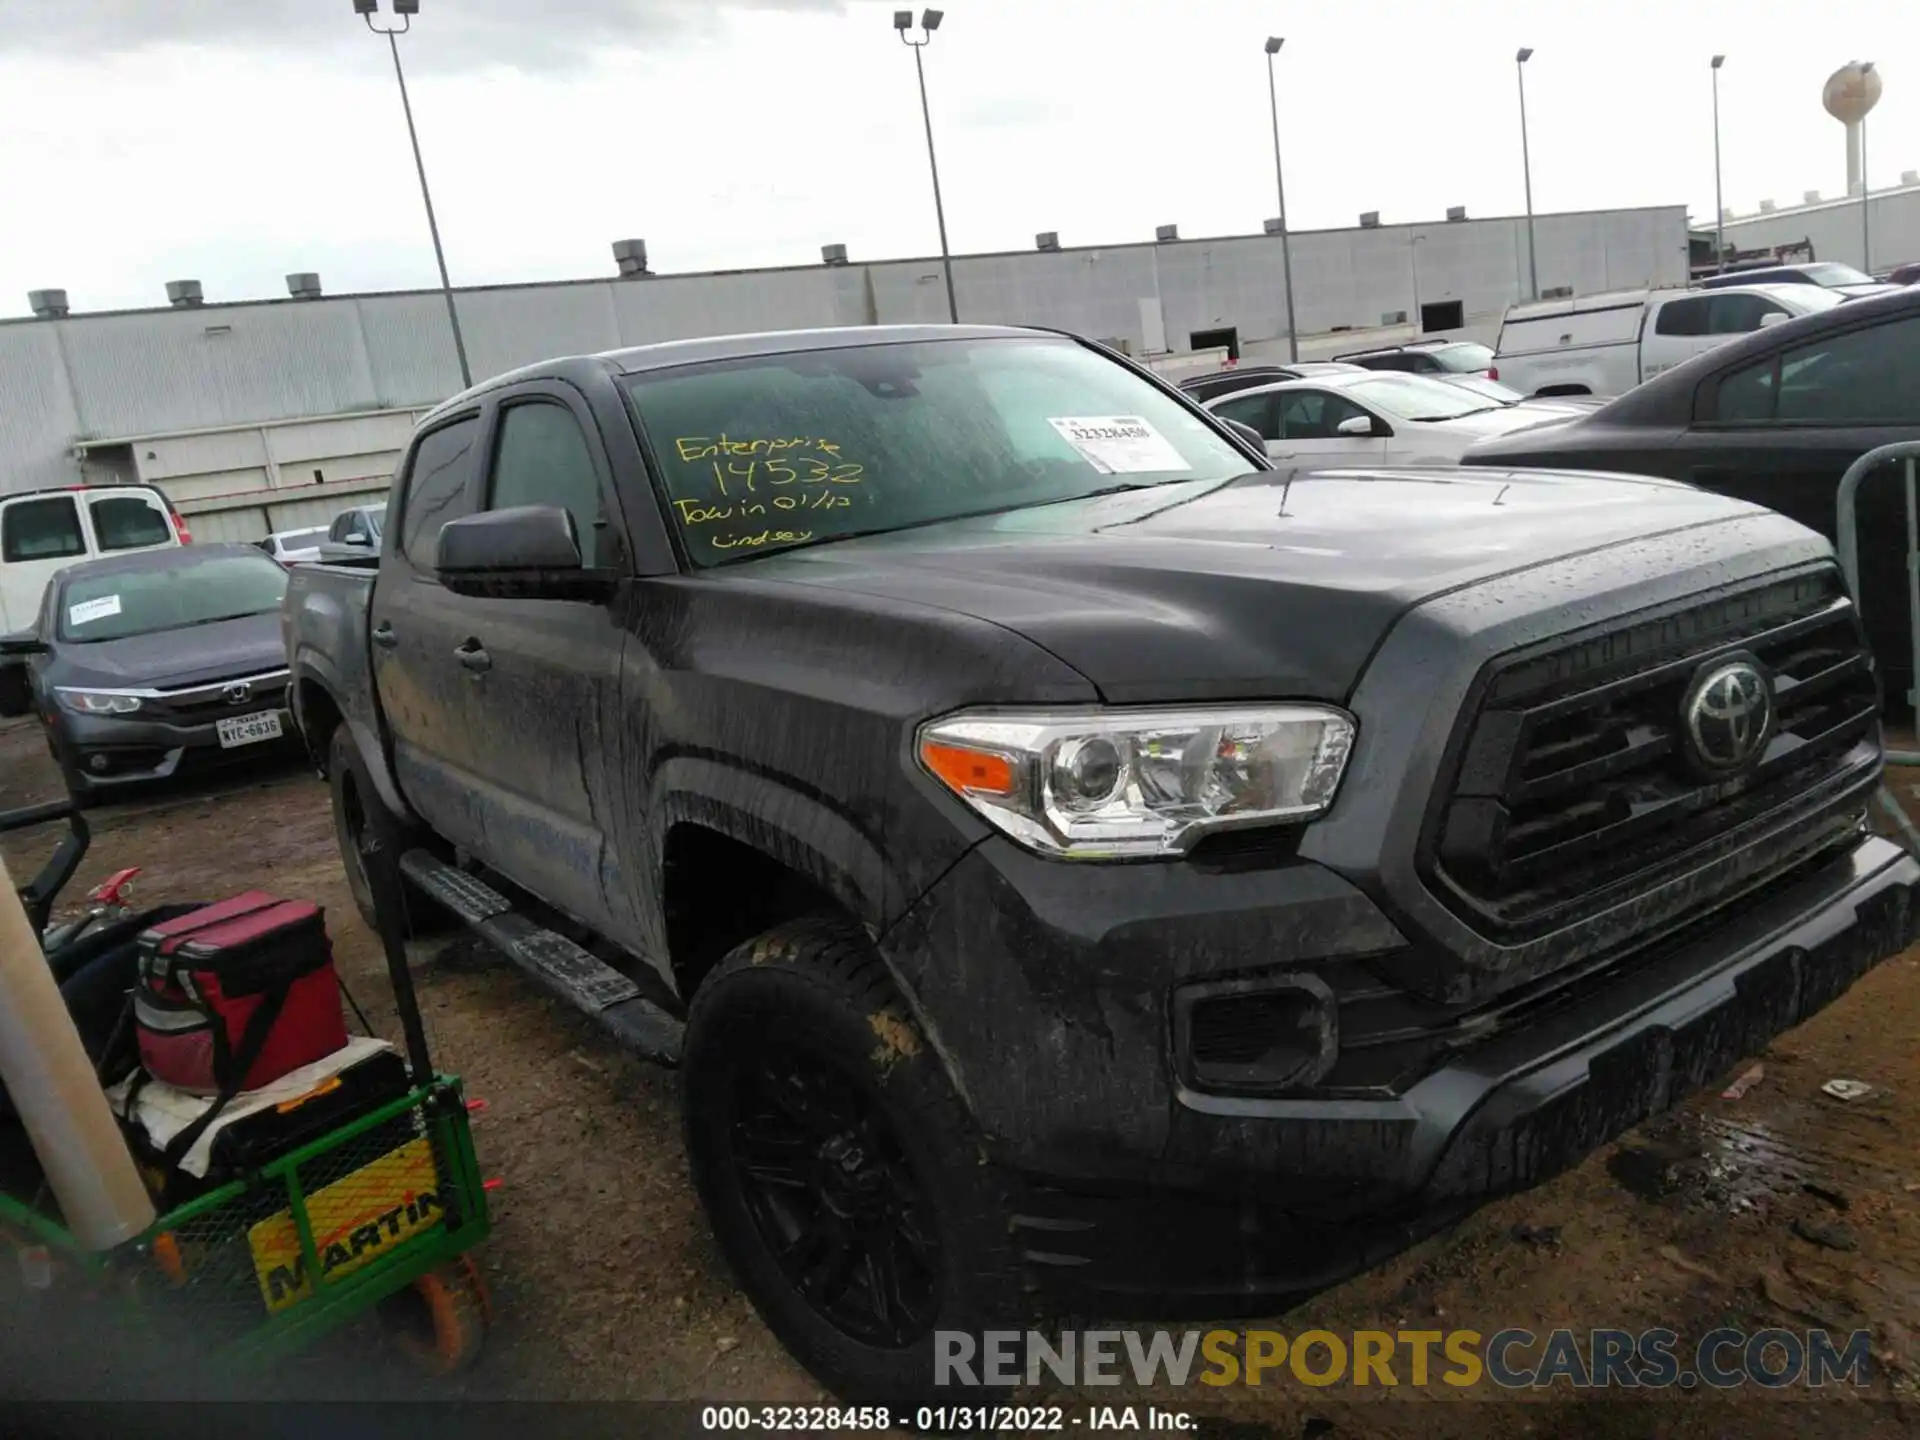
xmin=621 ymin=336 xmax=1255 ymax=566
xmin=57 ymin=551 xmax=289 ymax=643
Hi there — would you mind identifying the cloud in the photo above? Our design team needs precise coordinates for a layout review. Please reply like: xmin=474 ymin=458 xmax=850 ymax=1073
xmin=0 ymin=0 xmax=846 ymax=75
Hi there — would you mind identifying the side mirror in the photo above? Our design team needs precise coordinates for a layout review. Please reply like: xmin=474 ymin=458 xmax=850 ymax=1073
xmin=1758 ymin=311 xmax=1790 ymax=328
xmin=1220 ymin=418 xmax=1268 ymax=452
xmin=0 ymin=632 xmax=47 ymax=660
xmin=436 ymin=506 xmax=618 ymax=602
xmin=1336 ymin=415 xmax=1377 ymax=438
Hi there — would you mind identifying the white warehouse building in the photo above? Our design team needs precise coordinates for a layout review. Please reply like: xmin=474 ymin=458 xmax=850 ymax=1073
xmin=0 ymin=203 xmax=1687 ymax=541
xmin=1717 ymin=173 xmax=1920 ymax=273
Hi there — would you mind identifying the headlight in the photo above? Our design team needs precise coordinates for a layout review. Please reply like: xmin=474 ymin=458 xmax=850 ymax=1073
xmin=56 ymin=689 xmax=142 ymax=716
xmin=916 ymin=704 xmax=1355 ymax=859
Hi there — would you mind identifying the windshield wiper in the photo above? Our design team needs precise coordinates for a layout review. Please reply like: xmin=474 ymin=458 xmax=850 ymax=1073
xmin=1410 ymin=406 xmax=1499 ymax=422
xmin=177 ymin=609 xmax=278 ymax=629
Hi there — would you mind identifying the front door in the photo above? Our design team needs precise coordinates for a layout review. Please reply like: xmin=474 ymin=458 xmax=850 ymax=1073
xmin=440 ymin=385 xmax=630 ymax=936
xmin=1267 ymin=389 xmax=1390 ymax=466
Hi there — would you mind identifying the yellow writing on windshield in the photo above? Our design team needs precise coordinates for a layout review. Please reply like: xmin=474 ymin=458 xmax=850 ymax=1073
xmin=713 ymin=529 xmax=814 ymax=551
xmin=675 ymin=435 xmax=844 ymax=462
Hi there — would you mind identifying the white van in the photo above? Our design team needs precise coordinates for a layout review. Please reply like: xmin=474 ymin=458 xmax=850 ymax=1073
xmin=1492 ymin=282 xmax=1846 ymax=399
xmin=0 ymin=484 xmax=189 ymax=634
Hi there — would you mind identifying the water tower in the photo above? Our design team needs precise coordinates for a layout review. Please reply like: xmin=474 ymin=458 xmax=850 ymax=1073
xmin=1823 ymin=61 xmax=1882 ymax=197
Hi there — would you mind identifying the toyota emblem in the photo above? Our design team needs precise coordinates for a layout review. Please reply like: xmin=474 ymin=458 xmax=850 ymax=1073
xmin=223 ymin=681 xmax=252 ymax=705
xmin=1681 ymin=656 xmax=1774 ymax=775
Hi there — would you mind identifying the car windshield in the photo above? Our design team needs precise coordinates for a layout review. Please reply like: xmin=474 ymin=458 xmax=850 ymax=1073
xmin=1803 ymin=263 xmax=1876 ymax=287
xmin=1345 ymin=374 xmax=1497 ymax=422
xmin=1429 ymin=342 xmax=1496 ymax=373
xmin=622 ymin=336 xmax=1255 ymax=567
xmin=56 ymin=551 xmax=289 ymax=643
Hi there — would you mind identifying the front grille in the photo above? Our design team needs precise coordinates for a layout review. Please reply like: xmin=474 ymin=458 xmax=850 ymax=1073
xmin=1425 ymin=566 xmax=1880 ymax=941
xmin=146 ymin=673 xmax=288 ymax=723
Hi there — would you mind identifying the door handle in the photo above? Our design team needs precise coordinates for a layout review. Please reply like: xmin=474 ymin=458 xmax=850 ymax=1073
xmin=371 ymin=621 xmax=398 ymax=650
xmin=455 ymin=639 xmax=492 ymax=674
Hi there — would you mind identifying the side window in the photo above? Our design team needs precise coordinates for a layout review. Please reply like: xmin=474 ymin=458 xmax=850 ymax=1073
xmin=1322 ymin=395 xmax=1376 ymax=434
xmin=1706 ymin=294 xmax=1782 ymax=335
xmin=1774 ymin=318 xmax=1920 ymax=424
xmin=1713 ymin=358 xmax=1778 ymax=422
xmin=1 ymin=496 xmax=86 ymax=563
xmin=1654 ymin=298 xmax=1710 ymax=337
xmin=1213 ymin=393 xmax=1276 ymax=440
xmin=90 ymin=494 xmax=172 ymax=551
xmin=1277 ymin=392 xmax=1331 ymax=439
xmin=486 ymin=402 xmax=610 ymax=564
xmin=398 ymin=417 xmax=482 ymax=569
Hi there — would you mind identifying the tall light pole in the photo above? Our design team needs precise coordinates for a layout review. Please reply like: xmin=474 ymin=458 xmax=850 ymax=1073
xmin=1515 ymin=47 xmax=1538 ymax=300
xmin=1263 ymin=37 xmax=1300 ymax=363
xmin=355 ymin=0 xmax=472 ymax=390
xmin=1711 ymin=55 xmax=1726 ymax=274
xmin=1861 ymin=61 xmax=1875 ymax=273
xmin=894 ymin=10 xmax=959 ymax=323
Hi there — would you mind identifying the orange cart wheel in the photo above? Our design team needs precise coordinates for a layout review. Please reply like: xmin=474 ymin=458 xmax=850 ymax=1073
xmin=381 ymin=1255 xmax=491 ymax=1374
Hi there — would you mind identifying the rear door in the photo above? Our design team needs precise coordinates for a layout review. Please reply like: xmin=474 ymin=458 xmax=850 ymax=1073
xmin=367 ymin=412 xmax=488 ymax=851
xmin=0 ymin=493 xmax=90 ymax=634
xmin=437 ymin=383 xmax=631 ymax=933
xmin=84 ymin=488 xmax=179 ymax=558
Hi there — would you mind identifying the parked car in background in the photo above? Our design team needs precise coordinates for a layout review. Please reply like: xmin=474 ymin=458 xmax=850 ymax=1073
xmin=315 ymin=503 xmax=386 ymax=562
xmin=1465 ymin=284 xmax=1920 ymax=703
xmin=1203 ymin=368 xmax=1566 ymax=465
xmin=1699 ymin=261 xmax=1897 ymax=299
xmin=1 ymin=483 xmax=188 ymax=634
xmin=258 ymin=526 xmax=329 ymax=564
xmin=1492 ymin=282 xmax=1845 ymax=398
xmin=1177 ymin=361 xmax=1363 ymax=404
xmin=284 ymin=322 xmax=1914 ymax=1406
xmin=0 ymin=544 xmax=295 ymax=799
xmin=1330 ymin=338 xmax=1496 ymax=379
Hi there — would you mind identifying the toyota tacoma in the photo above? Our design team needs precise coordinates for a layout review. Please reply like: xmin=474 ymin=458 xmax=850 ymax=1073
xmin=282 ymin=323 xmax=1916 ymax=1406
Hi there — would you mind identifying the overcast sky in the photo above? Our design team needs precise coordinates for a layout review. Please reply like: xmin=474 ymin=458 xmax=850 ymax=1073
xmin=0 ymin=0 xmax=1914 ymax=318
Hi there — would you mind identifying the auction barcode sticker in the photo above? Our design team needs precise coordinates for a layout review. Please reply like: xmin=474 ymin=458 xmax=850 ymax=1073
xmin=68 ymin=595 xmax=122 ymax=626
xmin=1048 ymin=415 xmax=1187 ymax=475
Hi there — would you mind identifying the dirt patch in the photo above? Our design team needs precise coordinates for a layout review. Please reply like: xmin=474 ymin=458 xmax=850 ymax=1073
xmin=5 ymin=713 xmax=1920 ymax=1433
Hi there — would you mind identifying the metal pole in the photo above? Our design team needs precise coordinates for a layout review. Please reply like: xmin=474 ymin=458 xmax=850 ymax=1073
xmin=386 ymin=29 xmax=472 ymax=390
xmin=1861 ymin=114 xmax=1872 ymax=273
xmin=1264 ymin=46 xmax=1300 ymax=364
xmin=911 ymin=43 xmax=960 ymax=324
xmin=1517 ymin=56 xmax=1538 ymax=300
xmin=1711 ymin=60 xmax=1725 ymax=273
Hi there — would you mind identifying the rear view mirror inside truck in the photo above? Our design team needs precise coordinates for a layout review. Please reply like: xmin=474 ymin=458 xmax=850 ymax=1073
xmin=435 ymin=506 xmax=617 ymax=602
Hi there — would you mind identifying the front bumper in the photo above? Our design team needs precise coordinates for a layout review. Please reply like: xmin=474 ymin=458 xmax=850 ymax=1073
xmin=50 ymin=706 xmax=298 ymax=791
xmin=882 ymin=831 xmax=1918 ymax=1308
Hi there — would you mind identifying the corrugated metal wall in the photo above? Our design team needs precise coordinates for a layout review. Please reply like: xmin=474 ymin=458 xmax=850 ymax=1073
xmin=1720 ymin=182 xmax=1920 ymax=273
xmin=0 ymin=204 xmax=1686 ymax=497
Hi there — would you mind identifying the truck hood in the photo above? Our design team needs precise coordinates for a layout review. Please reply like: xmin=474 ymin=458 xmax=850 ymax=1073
xmin=739 ymin=466 xmax=1764 ymax=703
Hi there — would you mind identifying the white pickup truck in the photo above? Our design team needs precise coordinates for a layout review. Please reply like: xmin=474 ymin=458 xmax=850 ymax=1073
xmin=1492 ymin=282 xmax=1846 ymax=398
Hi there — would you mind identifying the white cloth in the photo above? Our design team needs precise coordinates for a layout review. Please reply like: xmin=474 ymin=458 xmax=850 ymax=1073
xmin=106 ymin=1036 xmax=398 ymax=1179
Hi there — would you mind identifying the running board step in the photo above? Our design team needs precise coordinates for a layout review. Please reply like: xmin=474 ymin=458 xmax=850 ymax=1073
xmin=400 ymin=849 xmax=684 ymax=1066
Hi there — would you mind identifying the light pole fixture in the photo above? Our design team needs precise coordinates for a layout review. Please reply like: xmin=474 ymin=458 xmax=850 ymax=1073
xmin=895 ymin=9 xmax=959 ymax=323
xmin=355 ymin=0 xmax=472 ymax=390
xmin=1711 ymin=55 xmax=1726 ymax=274
xmin=1515 ymin=46 xmax=1538 ymax=300
xmin=1263 ymin=36 xmax=1300 ymax=363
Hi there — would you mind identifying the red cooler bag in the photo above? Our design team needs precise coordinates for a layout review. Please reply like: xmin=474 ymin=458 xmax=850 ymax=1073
xmin=134 ymin=892 xmax=348 ymax=1097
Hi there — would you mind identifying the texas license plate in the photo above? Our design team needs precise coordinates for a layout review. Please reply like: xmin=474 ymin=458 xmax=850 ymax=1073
xmin=217 ymin=710 xmax=284 ymax=749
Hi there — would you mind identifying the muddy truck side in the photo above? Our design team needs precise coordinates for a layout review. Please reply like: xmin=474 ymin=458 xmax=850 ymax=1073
xmin=281 ymin=323 xmax=1918 ymax=1407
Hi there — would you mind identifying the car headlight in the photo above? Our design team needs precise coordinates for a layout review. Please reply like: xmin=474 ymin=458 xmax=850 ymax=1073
xmin=56 ymin=689 xmax=142 ymax=716
xmin=916 ymin=704 xmax=1356 ymax=859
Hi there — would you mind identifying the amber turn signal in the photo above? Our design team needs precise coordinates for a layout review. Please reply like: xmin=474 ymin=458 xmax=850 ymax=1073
xmin=921 ymin=740 xmax=1017 ymax=797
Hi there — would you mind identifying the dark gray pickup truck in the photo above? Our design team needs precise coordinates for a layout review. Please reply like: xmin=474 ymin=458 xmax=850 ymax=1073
xmin=283 ymin=322 xmax=1916 ymax=1406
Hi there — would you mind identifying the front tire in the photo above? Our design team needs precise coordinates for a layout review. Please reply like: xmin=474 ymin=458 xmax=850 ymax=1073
xmin=683 ymin=916 xmax=1028 ymax=1410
